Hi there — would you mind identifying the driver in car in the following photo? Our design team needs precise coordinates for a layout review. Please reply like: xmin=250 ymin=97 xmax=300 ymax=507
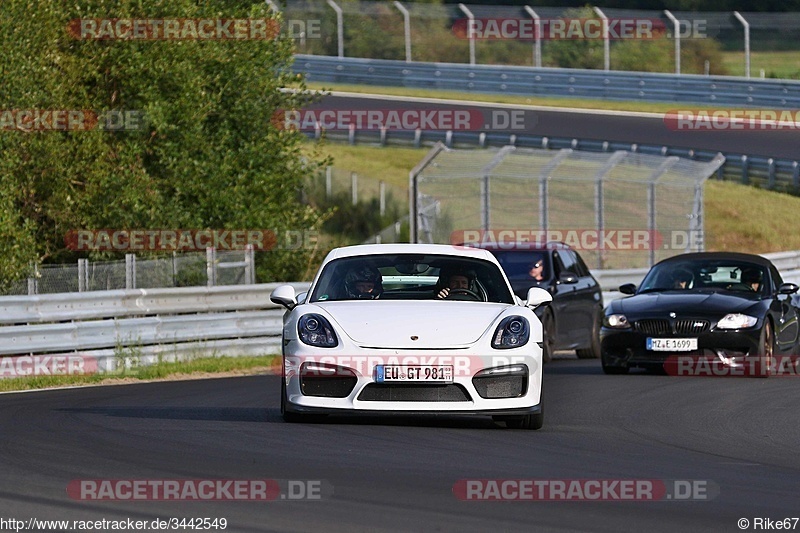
xmin=344 ymin=266 xmax=383 ymax=299
xmin=436 ymin=273 xmax=470 ymax=299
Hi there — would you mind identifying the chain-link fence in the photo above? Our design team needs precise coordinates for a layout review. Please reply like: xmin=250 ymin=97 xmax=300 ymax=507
xmin=275 ymin=1 xmax=800 ymax=77
xmin=410 ymin=143 xmax=725 ymax=269
xmin=5 ymin=248 xmax=255 ymax=296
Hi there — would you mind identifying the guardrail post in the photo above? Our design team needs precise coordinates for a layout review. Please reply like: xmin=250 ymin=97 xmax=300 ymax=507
xmin=245 ymin=244 xmax=255 ymax=285
xmin=733 ymin=11 xmax=751 ymax=79
xmin=351 ymin=172 xmax=358 ymax=205
xmin=379 ymin=180 xmax=386 ymax=216
xmin=326 ymin=0 xmax=344 ymax=58
xmin=792 ymin=161 xmax=799 ymax=189
xmin=458 ymin=4 xmax=476 ymax=65
xmin=125 ymin=254 xmax=136 ymax=289
xmin=767 ymin=158 xmax=776 ymax=189
xmin=206 ymin=247 xmax=217 ymax=287
xmin=664 ymin=10 xmax=681 ymax=75
xmin=741 ymin=155 xmax=749 ymax=185
xmin=393 ymin=1 xmax=412 ymax=62
xmin=78 ymin=258 xmax=88 ymax=292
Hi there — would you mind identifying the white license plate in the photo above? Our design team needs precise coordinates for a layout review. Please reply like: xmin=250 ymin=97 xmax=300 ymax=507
xmin=376 ymin=365 xmax=454 ymax=383
xmin=647 ymin=338 xmax=698 ymax=351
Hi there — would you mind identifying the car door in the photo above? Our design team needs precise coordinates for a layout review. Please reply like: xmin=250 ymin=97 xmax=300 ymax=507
xmin=769 ymin=264 xmax=800 ymax=351
xmin=552 ymin=250 xmax=582 ymax=347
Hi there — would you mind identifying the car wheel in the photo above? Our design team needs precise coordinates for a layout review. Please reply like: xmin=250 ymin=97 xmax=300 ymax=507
xmin=601 ymin=356 xmax=629 ymax=375
xmin=541 ymin=309 xmax=555 ymax=364
xmin=576 ymin=307 xmax=602 ymax=359
xmin=753 ymin=319 xmax=774 ymax=378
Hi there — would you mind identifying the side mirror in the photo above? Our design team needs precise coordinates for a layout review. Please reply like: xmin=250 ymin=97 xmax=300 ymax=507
xmin=525 ymin=287 xmax=553 ymax=309
xmin=558 ymin=271 xmax=579 ymax=284
xmin=778 ymin=282 xmax=799 ymax=295
xmin=619 ymin=283 xmax=637 ymax=295
xmin=270 ymin=284 xmax=298 ymax=310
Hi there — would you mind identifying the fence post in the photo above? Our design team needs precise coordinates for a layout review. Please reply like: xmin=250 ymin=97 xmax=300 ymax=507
xmin=125 ymin=254 xmax=136 ymax=289
xmin=78 ymin=258 xmax=88 ymax=292
xmin=326 ymin=166 xmax=332 ymax=199
xmin=206 ymin=247 xmax=217 ymax=287
xmin=741 ymin=155 xmax=749 ymax=185
xmin=27 ymin=262 xmax=38 ymax=295
xmin=664 ymin=10 xmax=681 ymax=75
xmin=351 ymin=172 xmax=358 ymax=205
xmin=393 ymin=1 xmax=412 ymax=62
xmin=459 ymin=4 xmax=476 ymax=65
xmin=380 ymin=180 xmax=386 ymax=216
xmin=326 ymin=0 xmax=344 ymax=58
xmin=733 ymin=11 xmax=751 ymax=79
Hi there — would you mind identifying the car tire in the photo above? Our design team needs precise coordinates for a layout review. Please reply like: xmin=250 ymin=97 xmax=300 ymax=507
xmin=576 ymin=307 xmax=602 ymax=359
xmin=541 ymin=309 xmax=555 ymax=364
xmin=753 ymin=319 xmax=774 ymax=378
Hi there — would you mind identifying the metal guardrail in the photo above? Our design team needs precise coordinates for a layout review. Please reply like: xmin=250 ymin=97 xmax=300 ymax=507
xmin=0 ymin=283 xmax=310 ymax=377
xmin=294 ymin=54 xmax=800 ymax=108
xmin=306 ymin=126 xmax=800 ymax=193
xmin=1 ymin=253 xmax=798 ymax=375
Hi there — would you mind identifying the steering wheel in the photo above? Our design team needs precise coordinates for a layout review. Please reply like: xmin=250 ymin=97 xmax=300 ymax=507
xmin=446 ymin=288 xmax=482 ymax=301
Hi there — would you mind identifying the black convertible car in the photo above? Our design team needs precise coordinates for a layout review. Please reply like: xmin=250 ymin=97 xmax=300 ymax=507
xmin=601 ymin=252 xmax=800 ymax=377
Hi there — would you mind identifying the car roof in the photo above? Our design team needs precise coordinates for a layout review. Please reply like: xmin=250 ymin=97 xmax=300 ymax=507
xmin=655 ymin=252 xmax=774 ymax=268
xmin=323 ymin=243 xmax=501 ymax=263
xmin=462 ymin=241 xmax=571 ymax=252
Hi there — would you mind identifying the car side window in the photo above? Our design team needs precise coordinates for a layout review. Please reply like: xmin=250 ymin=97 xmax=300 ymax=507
xmin=569 ymin=250 xmax=590 ymax=277
xmin=555 ymin=250 xmax=576 ymax=274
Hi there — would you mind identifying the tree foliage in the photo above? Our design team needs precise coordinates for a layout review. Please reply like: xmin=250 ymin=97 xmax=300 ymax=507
xmin=0 ymin=0 xmax=329 ymax=285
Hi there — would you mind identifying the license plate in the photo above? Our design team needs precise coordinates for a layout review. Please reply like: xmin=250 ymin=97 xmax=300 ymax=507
xmin=647 ymin=338 xmax=698 ymax=351
xmin=376 ymin=365 xmax=454 ymax=383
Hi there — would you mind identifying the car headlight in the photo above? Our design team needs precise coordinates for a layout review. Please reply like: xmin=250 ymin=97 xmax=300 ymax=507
xmin=716 ymin=313 xmax=758 ymax=330
xmin=603 ymin=314 xmax=630 ymax=328
xmin=492 ymin=316 xmax=530 ymax=349
xmin=298 ymin=314 xmax=338 ymax=348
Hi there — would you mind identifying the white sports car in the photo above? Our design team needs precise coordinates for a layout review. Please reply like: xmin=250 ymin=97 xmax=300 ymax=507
xmin=270 ymin=244 xmax=552 ymax=429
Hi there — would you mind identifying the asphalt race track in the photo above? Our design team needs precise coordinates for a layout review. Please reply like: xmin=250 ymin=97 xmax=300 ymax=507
xmin=318 ymin=94 xmax=800 ymax=159
xmin=2 ymin=360 xmax=799 ymax=533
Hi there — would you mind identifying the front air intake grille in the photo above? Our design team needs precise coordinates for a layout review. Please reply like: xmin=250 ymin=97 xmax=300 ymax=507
xmin=635 ymin=319 xmax=670 ymax=336
xmin=357 ymin=384 xmax=471 ymax=402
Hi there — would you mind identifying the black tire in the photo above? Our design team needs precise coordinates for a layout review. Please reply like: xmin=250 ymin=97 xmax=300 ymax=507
xmin=576 ymin=307 xmax=602 ymax=359
xmin=753 ymin=319 xmax=774 ymax=378
xmin=602 ymin=357 xmax=629 ymax=375
xmin=541 ymin=309 xmax=555 ymax=364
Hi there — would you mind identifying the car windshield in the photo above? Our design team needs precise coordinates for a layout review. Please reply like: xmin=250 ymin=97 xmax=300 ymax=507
xmin=488 ymin=250 xmax=550 ymax=283
xmin=309 ymin=254 xmax=515 ymax=303
xmin=638 ymin=259 xmax=768 ymax=295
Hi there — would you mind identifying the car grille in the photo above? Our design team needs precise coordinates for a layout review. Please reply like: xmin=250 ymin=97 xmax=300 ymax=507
xmin=635 ymin=319 xmax=710 ymax=335
xmin=358 ymin=384 xmax=471 ymax=402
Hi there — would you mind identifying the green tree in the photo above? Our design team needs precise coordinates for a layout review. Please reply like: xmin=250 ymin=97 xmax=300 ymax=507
xmin=0 ymin=0 xmax=328 ymax=284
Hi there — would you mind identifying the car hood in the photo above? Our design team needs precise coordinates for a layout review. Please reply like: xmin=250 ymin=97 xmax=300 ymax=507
xmin=311 ymin=301 xmax=512 ymax=348
xmin=612 ymin=291 xmax=763 ymax=317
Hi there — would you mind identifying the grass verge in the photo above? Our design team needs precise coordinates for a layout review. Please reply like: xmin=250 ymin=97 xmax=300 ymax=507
xmin=0 ymin=354 xmax=281 ymax=393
